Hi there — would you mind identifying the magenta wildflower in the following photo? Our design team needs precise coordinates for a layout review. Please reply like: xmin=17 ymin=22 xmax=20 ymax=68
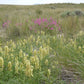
xmin=51 ymin=21 xmax=57 ymax=25
xmin=2 ymin=22 xmax=8 ymax=27
xmin=51 ymin=27 xmax=54 ymax=30
xmin=4 ymin=22 xmax=7 ymax=25
xmin=42 ymin=18 xmax=45 ymax=22
xmin=34 ymin=18 xmax=41 ymax=25
xmin=2 ymin=24 xmax=5 ymax=27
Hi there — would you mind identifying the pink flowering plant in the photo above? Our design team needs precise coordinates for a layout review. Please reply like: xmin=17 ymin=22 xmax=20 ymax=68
xmin=4 ymin=17 xmax=62 ymax=37
xmin=2 ymin=20 xmax=10 ymax=28
xmin=30 ymin=17 xmax=62 ymax=35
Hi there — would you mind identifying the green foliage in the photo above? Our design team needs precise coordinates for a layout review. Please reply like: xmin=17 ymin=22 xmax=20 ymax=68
xmin=74 ymin=10 xmax=84 ymax=16
xmin=61 ymin=11 xmax=71 ymax=17
xmin=61 ymin=16 xmax=80 ymax=38
xmin=36 ymin=9 xmax=43 ymax=18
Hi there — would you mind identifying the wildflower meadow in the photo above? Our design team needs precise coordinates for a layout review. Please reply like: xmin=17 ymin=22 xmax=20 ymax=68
xmin=0 ymin=3 xmax=84 ymax=84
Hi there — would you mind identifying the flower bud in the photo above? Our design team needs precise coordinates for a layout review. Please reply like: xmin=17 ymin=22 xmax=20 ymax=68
xmin=8 ymin=61 xmax=12 ymax=71
xmin=25 ymin=60 xmax=33 ymax=77
xmin=33 ymin=49 xmax=37 ymax=56
xmin=19 ymin=49 xmax=23 ymax=57
xmin=47 ymin=69 xmax=51 ymax=78
xmin=45 ymin=59 xmax=48 ymax=66
xmin=35 ymin=56 xmax=39 ymax=69
xmin=15 ymin=61 xmax=19 ymax=73
xmin=4 ymin=46 xmax=9 ymax=55
xmin=78 ymin=46 xmax=81 ymax=51
xmin=30 ymin=56 xmax=35 ymax=64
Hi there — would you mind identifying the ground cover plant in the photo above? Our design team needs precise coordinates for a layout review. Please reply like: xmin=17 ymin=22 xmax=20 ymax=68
xmin=0 ymin=3 xmax=84 ymax=84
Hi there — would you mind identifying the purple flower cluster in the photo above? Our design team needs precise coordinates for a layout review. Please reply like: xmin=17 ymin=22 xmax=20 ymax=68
xmin=2 ymin=20 xmax=10 ymax=28
xmin=30 ymin=17 xmax=61 ymax=33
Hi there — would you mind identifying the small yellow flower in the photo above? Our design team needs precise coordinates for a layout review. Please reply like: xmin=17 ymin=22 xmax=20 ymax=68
xmin=30 ymin=56 xmax=35 ymax=64
xmin=0 ymin=57 xmax=4 ymax=71
xmin=39 ymin=46 xmax=42 ymax=53
xmin=6 ymin=41 xmax=9 ymax=45
xmin=47 ymin=39 xmax=50 ymax=44
xmin=78 ymin=31 xmax=84 ymax=36
xmin=35 ymin=56 xmax=40 ymax=69
xmin=23 ymin=56 xmax=27 ymax=64
xmin=52 ymin=66 xmax=55 ymax=69
xmin=33 ymin=38 xmax=35 ymax=42
xmin=36 ymin=40 xmax=38 ymax=45
xmin=33 ymin=49 xmax=37 ymax=55
xmin=53 ymin=36 xmax=55 ymax=41
xmin=45 ymin=59 xmax=48 ymax=66
xmin=25 ymin=60 xmax=33 ymax=77
xmin=19 ymin=49 xmax=23 ymax=57
xmin=78 ymin=46 xmax=81 ymax=51
xmin=43 ymin=43 xmax=46 ymax=47
xmin=40 ymin=54 xmax=43 ymax=60
xmin=8 ymin=61 xmax=12 ymax=71
xmin=41 ymin=31 xmax=45 ymax=35
xmin=12 ymin=42 xmax=16 ymax=48
xmin=20 ymin=63 xmax=24 ymax=71
xmin=23 ymin=39 xmax=27 ymax=44
xmin=4 ymin=46 xmax=9 ymax=55
xmin=10 ymin=40 xmax=13 ymax=44
xmin=15 ymin=61 xmax=19 ymax=73
xmin=47 ymin=69 xmax=51 ymax=78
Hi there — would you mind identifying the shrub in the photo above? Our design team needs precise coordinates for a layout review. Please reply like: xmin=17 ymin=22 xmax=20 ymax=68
xmin=61 ymin=10 xmax=84 ymax=17
xmin=74 ymin=10 xmax=84 ymax=16
xmin=36 ymin=9 xmax=43 ymax=15
xmin=61 ymin=11 xmax=71 ymax=17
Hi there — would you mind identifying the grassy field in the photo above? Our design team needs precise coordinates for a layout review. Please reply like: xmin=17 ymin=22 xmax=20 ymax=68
xmin=0 ymin=3 xmax=84 ymax=84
